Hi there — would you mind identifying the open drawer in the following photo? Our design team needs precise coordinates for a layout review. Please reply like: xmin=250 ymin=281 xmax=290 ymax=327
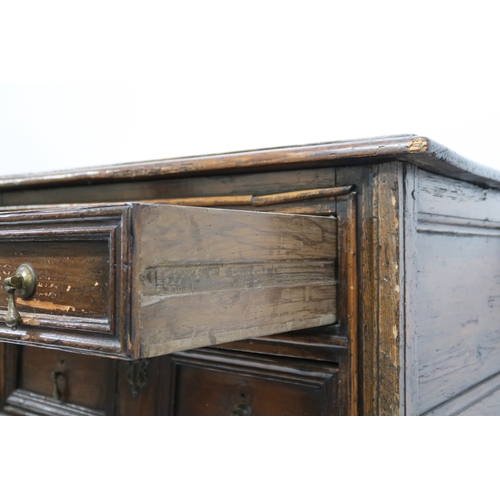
xmin=0 ymin=203 xmax=337 ymax=359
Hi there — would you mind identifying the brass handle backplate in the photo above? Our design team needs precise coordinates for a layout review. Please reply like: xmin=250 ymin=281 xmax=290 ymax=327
xmin=4 ymin=263 xmax=37 ymax=330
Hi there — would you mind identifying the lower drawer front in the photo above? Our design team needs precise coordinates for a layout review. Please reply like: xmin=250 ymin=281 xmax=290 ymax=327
xmin=3 ymin=346 xmax=116 ymax=416
xmin=1 ymin=345 xmax=341 ymax=415
xmin=169 ymin=350 xmax=339 ymax=416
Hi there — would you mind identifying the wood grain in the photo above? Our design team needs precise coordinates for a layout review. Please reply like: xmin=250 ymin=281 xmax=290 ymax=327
xmin=1 ymin=167 xmax=338 ymax=207
xmin=0 ymin=342 xmax=17 ymax=410
xmin=336 ymin=193 xmax=359 ymax=415
xmin=167 ymin=349 xmax=339 ymax=416
xmin=415 ymin=224 xmax=500 ymax=414
xmin=18 ymin=345 xmax=115 ymax=413
xmin=4 ymin=389 xmax=105 ymax=416
xmin=458 ymin=387 xmax=500 ymax=416
xmin=0 ymin=135 xmax=424 ymax=189
xmin=375 ymin=164 xmax=403 ymax=415
xmin=0 ymin=205 xmax=130 ymax=356
xmin=403 ymin=164 xmax=419 ymax=415
xmin=0 ymin=200 xmax=339 ymax=360
xmin=424 ymin=371 xmax=500 ymax=416
xmin=251 ymin=186 xmax=352 ymax=206
xmin=2 ymin=134 xmax=500 ymax=191
xmin=3 ymin=135 xmax=500 ymax=415
xmin=132 ymin=204 xmax=338 ymax=358
xmin=418 ymin=169 xmax=500 ymax=223
xmin=0 ymin=240 xmax=110 ymax=319
xmin=216 ymin=325 xmax=346 ymax=362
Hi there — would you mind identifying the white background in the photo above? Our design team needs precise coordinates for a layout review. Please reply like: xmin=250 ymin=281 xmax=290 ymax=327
xmin=1 ymin=1 xmax=500 ymax=176
xmin=1 ymin=1 xmax=498 ymax=497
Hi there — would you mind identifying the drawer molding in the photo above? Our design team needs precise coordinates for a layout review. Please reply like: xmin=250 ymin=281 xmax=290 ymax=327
xmin=0 ymin=205 xmax=130 ymax=355
xmin=4 ymin=389 xmax=104 ymax=416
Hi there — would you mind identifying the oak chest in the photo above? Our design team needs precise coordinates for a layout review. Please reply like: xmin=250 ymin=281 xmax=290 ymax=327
xmin=1 ymin=134 xmax=500 ymax=415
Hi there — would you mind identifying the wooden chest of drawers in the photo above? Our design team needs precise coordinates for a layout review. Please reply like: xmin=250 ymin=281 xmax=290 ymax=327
xmin=1 ymin=134 xmax=500 ymax=415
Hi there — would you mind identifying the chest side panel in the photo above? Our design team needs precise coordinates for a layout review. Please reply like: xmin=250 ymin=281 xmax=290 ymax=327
xmin=415 ymin=170 xmax=500 ymax=415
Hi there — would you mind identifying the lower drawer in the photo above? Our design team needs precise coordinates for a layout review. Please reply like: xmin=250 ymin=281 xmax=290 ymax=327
xmin=167 ymin=349 xmax=340 ymax=416
xmin=2 ymin=345 xmax=116 ymax=416
xmin=1 ymin=344 xmax=341 ymax=416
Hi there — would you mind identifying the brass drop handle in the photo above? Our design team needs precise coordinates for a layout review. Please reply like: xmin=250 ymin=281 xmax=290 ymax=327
xmin=3 ymin=264 xmax=37 ymax=330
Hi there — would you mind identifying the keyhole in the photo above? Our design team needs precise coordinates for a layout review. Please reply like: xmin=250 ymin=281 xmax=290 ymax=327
xmin=51 ymin=371 xmax=67 ymax=400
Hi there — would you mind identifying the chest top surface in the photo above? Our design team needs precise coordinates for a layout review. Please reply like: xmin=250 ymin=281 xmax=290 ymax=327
xmin=0 ymin=134 xmax=499 ymax=192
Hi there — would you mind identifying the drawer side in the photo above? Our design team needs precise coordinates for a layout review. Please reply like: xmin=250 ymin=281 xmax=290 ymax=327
xmin=132 ymin=204 xmax=337 ymax=358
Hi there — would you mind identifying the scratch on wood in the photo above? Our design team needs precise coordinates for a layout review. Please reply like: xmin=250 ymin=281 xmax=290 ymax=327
xmin=16 ymin=298 xmax=76 ymax=312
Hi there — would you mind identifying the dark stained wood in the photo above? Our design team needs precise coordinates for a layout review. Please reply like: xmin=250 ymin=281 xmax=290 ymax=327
xmin=0 ymin=342 xmax=18 ymax=412
xmin=2 ymin=345 xmax=117 ymax=415
xmin=115 ymin=357 xmax=164 ymax=416
xmin=0 ymin=206 xmax=130 ymax=357
xmin=1 ymin=134 xmax=499 ymax=191
xmin=335 ymin=162 xmax=405 ymax=416
xmin=0 ymin=240 xmax=110 ymax=319
xmin=0 ymin=135 xmax=425 ymax=190
xmin=166 ymin=349 xmax=339 ymax=416
xmin=375 ymin=164 xmax=404 ymax=416
xmin=2 ymin=135 xmax=500 ymax=415
xmin=216 ymin=325 xmax=346 ymax=362
xmin=0 ymin=167 xmax=338 ymax=207
xmin=0 ymin=202 xmax=339 ymax=360
xmin=0 ymin=186 xmax=352 ymax=212
xmin=336 ymin=164 xmax=376 ymax=415
xmin=4 ymin=389 xmax=104 ymax=416
xmin=251 ymin=186 xmax=352 ymax=206
xmin=0 ymin=204 xmax=336 ymax=358
xmin=336 ymin=193 xmax=359 ymax=415
xmin=198 ymin=180 xmax=357 ymax=415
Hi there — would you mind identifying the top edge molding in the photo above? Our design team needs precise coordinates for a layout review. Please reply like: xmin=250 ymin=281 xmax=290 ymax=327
xmin=1 ymin=134 xmax=500 ymax=191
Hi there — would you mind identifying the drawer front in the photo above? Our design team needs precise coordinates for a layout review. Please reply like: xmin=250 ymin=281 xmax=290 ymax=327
xmin=167 ymin=349 xmax=340 ymax=416
xmin=1 ymin=344 xmax=340 ymax=415
xmin=1 ymin=240 xmax=110 ymax=320
xmin=6 ymin=346 xmax=115 ymax=415
xmin=0 ymin=206 xmax=129 ymax=356
xmin=0 ymin=203 xmax=337 ymax=359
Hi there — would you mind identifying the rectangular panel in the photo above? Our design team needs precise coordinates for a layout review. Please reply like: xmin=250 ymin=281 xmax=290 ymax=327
xmin=0 ymin=240 xmax=109 ymax=319
xmin=168 ymin=350 xmax=339 ymax=416
xmin=0 ymin=206 xmax=129 ymax=356
xmin=418 ymin=169 xmax=500 ymax=223
xmin=19 ymin=346 xmax=113 ymax=412
xmin=416 ymin=226 xmax=500 ymax=414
